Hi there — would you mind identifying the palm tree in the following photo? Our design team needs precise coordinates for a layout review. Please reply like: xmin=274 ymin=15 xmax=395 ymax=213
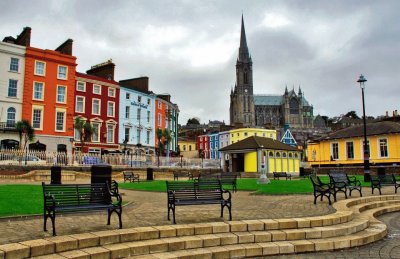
xmin=156 ymin=128 xmax=172 ymax=166
xmin=15 ymin=120 xmax=35 ymax=151
xmin=74 ymin=117 xmax=94 ymax=153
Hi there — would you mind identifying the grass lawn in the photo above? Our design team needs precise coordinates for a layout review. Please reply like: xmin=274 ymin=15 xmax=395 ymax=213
xmin=0 ymin=175 xmax=371 ymax=217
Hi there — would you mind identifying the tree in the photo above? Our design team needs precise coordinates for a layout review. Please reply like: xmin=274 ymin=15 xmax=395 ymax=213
xmin=344 ymin=111 xmax=360 ymax=119
xmin=156 ymin=128 xmax=172 ymax=156
xmin=74 ymin=117 xmax=94 ymax=153
xmin=187 ymin=118 xmax=200 ymax=125
xmin=15 ymin=120 xmax=35 ymax=151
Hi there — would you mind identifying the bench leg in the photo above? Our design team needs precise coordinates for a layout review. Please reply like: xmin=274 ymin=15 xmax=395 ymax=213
xmin=222 ymin=202 xmax=232 ymax=221
xmin=108 ymin=207 xmax=123 ymax=229
xmin=44 ymin=209 xmax=56 ymax=236
xmin=168 ymin=203 xmax=176 ymax=224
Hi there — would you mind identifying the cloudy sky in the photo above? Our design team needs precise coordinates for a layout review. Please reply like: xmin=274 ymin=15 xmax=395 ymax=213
xmin=1 ymin=0 xmax=399 ymax=125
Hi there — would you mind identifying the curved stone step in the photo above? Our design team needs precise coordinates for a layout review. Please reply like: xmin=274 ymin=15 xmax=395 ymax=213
xmin=2 ymin=195 xmax=400 ymax=258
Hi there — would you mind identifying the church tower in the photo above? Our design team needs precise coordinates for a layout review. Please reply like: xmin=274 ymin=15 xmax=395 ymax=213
xmin=229 ymin=15 xmax=255 ymax=127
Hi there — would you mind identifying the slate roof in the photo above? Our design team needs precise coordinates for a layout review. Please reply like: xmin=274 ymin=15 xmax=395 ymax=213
xmin=254 ymin=94 xmax=312 ymax=107
xmin=219 ymin=136 xmax=298 ymax=152
xmin=254 ymin=95 xmax=282 ymax=106
xmin=318 ymin=121 xmax=400 ymax=141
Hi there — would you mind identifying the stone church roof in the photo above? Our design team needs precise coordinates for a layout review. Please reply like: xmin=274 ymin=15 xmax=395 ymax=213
xmin=254 ymin=94 xmax=312 ymax=107
xmin=219 ymin=136 xmax=298 ymax=152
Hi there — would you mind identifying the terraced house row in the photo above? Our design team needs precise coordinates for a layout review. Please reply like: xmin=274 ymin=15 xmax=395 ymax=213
xmin=0 ymin=27 xmax=179 ymax=155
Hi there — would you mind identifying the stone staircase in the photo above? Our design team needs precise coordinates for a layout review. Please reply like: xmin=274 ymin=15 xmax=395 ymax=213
xmin=0 ymin=195 xmax=399 ymax=259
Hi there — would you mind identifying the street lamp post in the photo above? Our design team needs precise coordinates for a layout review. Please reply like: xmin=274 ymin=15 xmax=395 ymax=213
xmin=357 ymin=74 xmax=370 ymax=182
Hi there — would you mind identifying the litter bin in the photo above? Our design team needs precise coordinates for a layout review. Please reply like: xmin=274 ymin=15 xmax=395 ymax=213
xmin=91 ymin=164 xmax=112 ymax=185
xmin=377 ymin=167 xmax=386 ymax=177
xmin=51 ymin=166 xmax=62 ymax=184
xmin=299 ymin=167 xmax=305 ymax=177
xmin=147 ymin=168 xmax=154 ymax=181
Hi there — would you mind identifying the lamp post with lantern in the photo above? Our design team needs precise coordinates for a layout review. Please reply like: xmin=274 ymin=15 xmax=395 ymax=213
xmin=357 ymin=74 xmax=370 ymax=182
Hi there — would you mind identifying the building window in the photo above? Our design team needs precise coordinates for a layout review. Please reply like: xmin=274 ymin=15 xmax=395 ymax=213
xmin=108 ymin=88 xmax=115 ymax=97
xmin=125 ymin=106 xmax=130 ymax=119
xmin=76 ymin=81 xmax=85 ymax=91
xmin=158 ymin=114 xmax=161 ymax=126
xmin=33 ymin=82 xmax=44 ymax=100
xmin=137 ymin=108 xmax=141 ymax=120
xmin=124 ymin=127 xmax=130 ymax=142
xmin=32 ymin=108 xmax=42 ymax=129
xmin=76 ymin=96 xmax=85 ymax=113
xmin=10 ymin=58 xmax=19 ymax=72
xmin=91 ymin=123 xmax=100 ymax=142
xmin=379 ymin=139 xmax=388 ymax=158
xmin=34 ymin=61 xmax=45 ymax=76
xmin=244 ymin=132 xmax=248 ymax=137
xmin=6 ymin=107 xmax=16 ymax=127
xmin=126 ymin=93 xmax=130 ymax=99
xmin=92 ymin=99 xmax=100 ymax=115
xmin=147 ymin=98 xmax=150 ymax=105
xmin=138 ymin=96 xmax=142 ymax=102
xmin=146 ymin=131 xmax=150 ymax=144
xmin=107 ymin=101 xmax=115 ymax=117
xmin=136 ymin=128 xmax=141 ymax=144
xmin=56 ymin=85 xmax=66 ymax=103
xmin=331 ymin=143 xmax=339 ymax=160
xmin=189 ymin=145 xmax=192 ymax=151
xmin=158 ymin=102 xmax=161 ymax=109
xmin=346 ymin=142 xmax=354 ymax=159
xmin=57 ymin=65 xmax=67 ymax=80
xmin=254 ymin=133 xmax=257 ymax=136
xmin=93 ymin=84 xmax=101 ymax=94
xmin=55 ymin=111 xmax=65 ymax=131
xmin=107 ymin=124 xmax=114 ymax=143
xmin=8 ymin=79 xmax=17 ymax=97
xmin=147 ymin=111 xmax=150 ymax=123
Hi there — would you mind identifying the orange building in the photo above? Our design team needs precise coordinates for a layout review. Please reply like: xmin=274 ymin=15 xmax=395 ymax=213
xmin=155 ymin=97 xmax=167 ymax=150
xmin=22 ymin=39 xmax=76 ymax=152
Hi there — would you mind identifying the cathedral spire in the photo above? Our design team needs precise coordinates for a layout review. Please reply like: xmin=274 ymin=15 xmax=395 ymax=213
xmin=238 ymin=14 xmax=250 ymax=61
xmin=298 ymin=85 xmax=302 ymax=95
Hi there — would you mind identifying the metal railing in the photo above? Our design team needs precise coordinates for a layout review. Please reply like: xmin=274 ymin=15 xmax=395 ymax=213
xmin=0 ymin=149 xmax=221 ymax=168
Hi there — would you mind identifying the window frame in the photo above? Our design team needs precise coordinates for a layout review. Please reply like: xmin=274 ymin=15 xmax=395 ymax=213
xmin=6 ymin=107 xmax=16 ymax=127
xmin=34 ymin=60 xmax=46 ymax=76
xmin=55 ymin=109 xmax=66 ymax=132
xmin=76 ymin=81 xmax=86 ymax=92
xmin=32 ymin=105 xmax=44 ymax=130
xmin=56 ymin=85 xmax=67 ymax=104
xmin=93 ymin=84 xmax=101 ymax=95
xmin=57 ymin=65 xmax=68 ymax=80
xmin=108 ymin=87 xmax=116 ymax=97
xmin=124 ymin=127 xmax=130 ymax=142
xmin=126 ymin=93 xmax=130 ymax=99
xmin=125 ymin=106 xmax=130 ymax=119
xmin=75 ymin=96 xmax=85 ymax=113
xmin=8 ymin=79 xmax=18 ymax=97
xmin=331 ymin=142 xmax=339 ymax=160
xmin=9 ymin=57 xmax=19 ymax=72
xmin=106 ymin=124 xmax=115 ymax=143
xmin=107 ymin=101 xmax=115 ymax=117
xmin=346 ymin=141 xmax=354 ymax=159
xmin=378 ymin=138 xmax=389 ymax=158
xmin=92 ymin=98 xmax=101 ymax=115
xmin=33 ymin=81 xmax=44 ymax=101
xmin=91 ymin=122 xmax=100 ymax=142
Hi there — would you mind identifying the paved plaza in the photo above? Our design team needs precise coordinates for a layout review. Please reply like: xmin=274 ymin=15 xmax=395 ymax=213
xmin=0 ymin=182 xmax=399 ymax=258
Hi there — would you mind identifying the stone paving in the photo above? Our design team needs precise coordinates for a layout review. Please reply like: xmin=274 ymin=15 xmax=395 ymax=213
xmin=0 ymin=182 xmax=399 ymax=258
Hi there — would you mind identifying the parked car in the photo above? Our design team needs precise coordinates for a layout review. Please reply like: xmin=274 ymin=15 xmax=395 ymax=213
xmin=0 ymin=155 xmax=46 ymax=165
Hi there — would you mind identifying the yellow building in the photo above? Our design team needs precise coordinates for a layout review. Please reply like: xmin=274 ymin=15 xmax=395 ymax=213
xmin=178 ymin=138 xmax=197 ymax=158
xmin=307 ymin=121 xmax=400 ymax=167
xmin=220 ymin=136 xmax=301 ymax=174
xmin=229 ymin=128 xmax=277 ymax=145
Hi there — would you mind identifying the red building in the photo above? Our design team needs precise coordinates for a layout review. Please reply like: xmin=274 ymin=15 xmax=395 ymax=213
xmin=197 ymin=134 xmax=210 ymax=159
xmin=21 ymin=27 xmax=77 ymax=153
xmin=74 ymin=60 xmax=119 ymax=154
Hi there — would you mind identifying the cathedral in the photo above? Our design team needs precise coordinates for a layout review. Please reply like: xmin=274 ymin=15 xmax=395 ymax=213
xmin=230 ymin=16 xmax=318 ymax=131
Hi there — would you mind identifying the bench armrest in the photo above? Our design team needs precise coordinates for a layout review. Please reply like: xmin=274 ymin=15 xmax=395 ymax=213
xmin=109 ymin=191 xmax=122 ymax=206
xmin=222 ymin=189 xmax=232 ymax=201
xmin=44 ymin=194 xmax=56 ymax=209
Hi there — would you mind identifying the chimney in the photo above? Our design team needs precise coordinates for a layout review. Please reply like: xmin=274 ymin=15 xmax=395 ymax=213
xmin=393 ymin=111 xmax=395 ymax=117
xmin=3 ymin=27 xmax=31 ymax=46
xmin=396 ymin=110 xmax=398 ymax=116
xmin=119 ymin=77 xmax=149 ymax=92
xmin=386 ymin=111 xmax=389 ymax=117
xmin=15 ymin=27 xmax=31 ymax=47
xmin=86 ymin=59 xmax=115 ymax=80
xmin=55 ymin=39 xmax=73 ymax=55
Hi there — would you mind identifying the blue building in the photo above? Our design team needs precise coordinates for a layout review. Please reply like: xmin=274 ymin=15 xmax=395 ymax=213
xmin=209 ymin=133 xmax=220 ymax=159
xmin=119 ymin=77 xmax=155 ymax=155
